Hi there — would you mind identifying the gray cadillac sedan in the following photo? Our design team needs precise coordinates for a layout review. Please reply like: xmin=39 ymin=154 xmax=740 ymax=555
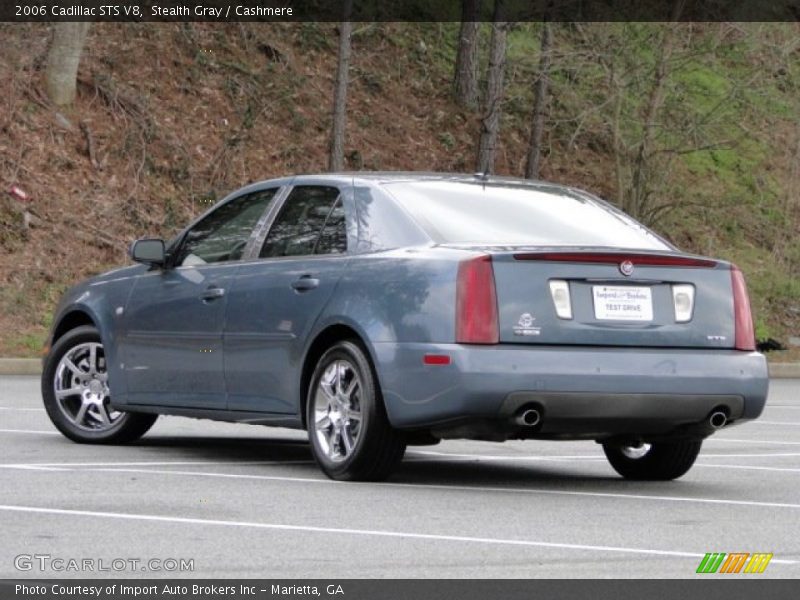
xmin=41 ymin=173 xmax=769 ymax=482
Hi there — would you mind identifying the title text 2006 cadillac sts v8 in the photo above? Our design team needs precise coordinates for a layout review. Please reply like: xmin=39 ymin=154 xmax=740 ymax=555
xmin=41 ymin=173 xmax=768 ymax=481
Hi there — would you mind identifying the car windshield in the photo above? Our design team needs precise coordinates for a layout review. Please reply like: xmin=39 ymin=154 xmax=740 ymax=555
xmin=382 ymin=180 xmax=670 ymax=249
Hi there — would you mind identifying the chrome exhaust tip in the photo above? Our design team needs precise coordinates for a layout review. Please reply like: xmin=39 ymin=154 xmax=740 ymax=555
xmin=515 ymin=408 xmax=541 ymax=428
xmin=709 ymin=411 xmax=727 ymax=429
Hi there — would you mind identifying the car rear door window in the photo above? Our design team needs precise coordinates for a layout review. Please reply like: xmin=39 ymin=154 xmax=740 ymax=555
xmin=259 ymin=186 xmax=346 ymax=258
xmin=313 ymin=199 xmax=347 ymax=255
xmin=174 ymin=188 xmax=277 ymax=266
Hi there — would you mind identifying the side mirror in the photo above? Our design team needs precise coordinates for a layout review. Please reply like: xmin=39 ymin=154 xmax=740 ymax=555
xmin=130 ymin=238 xmax=165 ymax=266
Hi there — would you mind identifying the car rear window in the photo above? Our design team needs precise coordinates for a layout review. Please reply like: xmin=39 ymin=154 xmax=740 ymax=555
xmin=382 ymin=180 xmax=670 ymax=249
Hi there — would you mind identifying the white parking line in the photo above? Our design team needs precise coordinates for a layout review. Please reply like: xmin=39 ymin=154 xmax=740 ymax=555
xmin=3 ymin=465 xmax=71 ymax=471
xmin=411 ymin=450 xmax=800 ymax=463
xmin=706 ymin=438 xmax=800 ymax=446
xmin=2 ymin=424 xmax=798 ymax=446
xmin=751 ymin=421 xmax=800 ymax=426
xmin=31 ymin=465 xmax=800 ymax=511
xmin=0 ymin=460 xmax=313 ymax=469
xmin=0 ymin=446 xmax=795 ymax=465
xmin=0 ymin=451 xmax=794 ymax=470
xmin=0 ymin=428 xmax=59 ymax=436
xmin=698 ymin=452 xmax=800 ymax=458
xmin=0 ymin=407 xmax=45 ymax=411
xmin=696 ymin=463 xmax=800 ymax=474
xmin=0 ymin=504 xmax=794 ymax=564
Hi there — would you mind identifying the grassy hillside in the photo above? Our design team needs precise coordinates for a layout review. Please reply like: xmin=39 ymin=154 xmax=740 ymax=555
xmin=0 ymin=22 xmax=797 ymax=358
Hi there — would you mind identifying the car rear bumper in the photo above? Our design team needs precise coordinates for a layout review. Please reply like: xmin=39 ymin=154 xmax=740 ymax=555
xmin=372 ymin=343 xmax=769 ymax=437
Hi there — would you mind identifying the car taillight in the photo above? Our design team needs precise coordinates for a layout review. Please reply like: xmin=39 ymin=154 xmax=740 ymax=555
xmin=456 ymin=255 xmax=499 ymax=344
xmin=731 ymin=265 xmax=755 ymax=351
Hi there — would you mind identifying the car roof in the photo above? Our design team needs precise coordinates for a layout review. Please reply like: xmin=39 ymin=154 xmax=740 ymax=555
xmin=245 ymin=171 xmax=579 ymax=193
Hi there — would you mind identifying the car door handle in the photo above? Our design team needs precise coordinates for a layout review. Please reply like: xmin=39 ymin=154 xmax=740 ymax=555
xmin=200 ymin=287 xmax=225 ymax=301
xmin=291 ymin=275 xmax=320 ymax=292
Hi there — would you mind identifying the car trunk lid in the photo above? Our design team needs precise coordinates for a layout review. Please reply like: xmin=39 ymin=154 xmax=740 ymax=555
xmin=482 ymin=248 xmax=738 ymax=349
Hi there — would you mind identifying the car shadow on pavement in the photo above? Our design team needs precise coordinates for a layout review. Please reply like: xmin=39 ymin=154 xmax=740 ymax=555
xmin=128 ymin=435 xmax=313 ymax=462
xmin=124 ymin=434 xmax=627 ymax=486
xmin=397 ymin=454 xmax=619 ymax=486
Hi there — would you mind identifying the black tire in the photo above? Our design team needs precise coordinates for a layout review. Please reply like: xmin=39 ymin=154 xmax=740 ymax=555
xmin=42 ymin=325 xmax=158 ymax=444
xmin=306 ymin=340 xmax=406 ymax=481
xmin=602 ymin=440 xmax=702 ymax=481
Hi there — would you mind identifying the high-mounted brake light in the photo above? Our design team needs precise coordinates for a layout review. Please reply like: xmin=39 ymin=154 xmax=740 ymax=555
xmin=513 ymin=252 xmax=717 ymax=268
xmin=456 ymin=255 xmax=499 ymax=344
xmin=731 ymin=265 xmax=756 ymax=351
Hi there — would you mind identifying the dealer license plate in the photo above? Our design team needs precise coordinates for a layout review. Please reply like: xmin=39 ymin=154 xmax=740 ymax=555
xmin=592 ymin=286 xmax=653 ymax=321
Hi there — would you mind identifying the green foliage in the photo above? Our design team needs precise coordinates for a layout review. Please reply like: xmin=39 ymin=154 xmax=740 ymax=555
xmin=295 ymin=23 xmax=333 ymax=53
xmin=13 ymin=333 xmax=44 ymax=355
xmin=755 ymin=319 xmax=773 ymax=341
xmin=437 ymin=132 xmax=456 ymax=150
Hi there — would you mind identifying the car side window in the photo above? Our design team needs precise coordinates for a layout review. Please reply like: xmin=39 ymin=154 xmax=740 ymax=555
xmin=259 ymin=186 xmax=346 ymax=258
xmin=314 ymin=199 xmax=347 ymax=255
xmin=173 ymin=188 xmax=277 ymax=267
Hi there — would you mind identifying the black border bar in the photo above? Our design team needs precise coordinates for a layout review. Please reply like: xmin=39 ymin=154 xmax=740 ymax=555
xmin=3 ymin=579 xmax=800 ymax=600
xmin=3 ymin=0 xmax=800 ymax=22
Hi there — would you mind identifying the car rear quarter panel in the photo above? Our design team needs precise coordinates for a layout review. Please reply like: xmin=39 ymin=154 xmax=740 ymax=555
xmin=319 ymin=247 xmax=468 ymax=346
xmin=308 ymin=247 xmax=470 ymax=421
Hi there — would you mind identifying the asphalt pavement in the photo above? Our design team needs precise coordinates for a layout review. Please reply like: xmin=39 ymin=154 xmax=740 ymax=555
xmin=1 ymin=375 xmax=799 ymax=579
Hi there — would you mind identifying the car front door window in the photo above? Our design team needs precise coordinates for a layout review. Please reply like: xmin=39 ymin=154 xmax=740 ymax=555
xmin=174 ymin=188 xmax=277 ymax=267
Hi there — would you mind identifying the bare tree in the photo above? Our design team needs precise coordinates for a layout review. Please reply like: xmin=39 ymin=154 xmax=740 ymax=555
xmin=563 ymin=4 xmax=715 ymax=225
xmin=525 ymin=21 xmax=553 ymax=179
xmin=453 ymin=0 xmax=481 ymax=108
xmin=329 ymin=0 xmax=353 ymax=172
xmin=627 ymin=2 xmax=685 ymax=218
xmin=45 ymin=23 xmax=92 ymax=106
xmin=476 ymin=0 xmax=509 ymax=174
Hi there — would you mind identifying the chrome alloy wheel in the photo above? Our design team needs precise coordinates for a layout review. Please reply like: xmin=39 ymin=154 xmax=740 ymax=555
xmin=53 ymin=342 xmax=121 ymax=431
xmin=621 ymin=442 xmax=652 ymax=460
xmin=313 ymin=359 xmax=363 ymax=462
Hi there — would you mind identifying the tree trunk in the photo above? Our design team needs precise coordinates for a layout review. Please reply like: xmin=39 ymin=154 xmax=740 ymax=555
xmin=45 ymin=23 xmax=91 ymax=107
xmin=476 ymin=1 xmax=508 ymax=174
xmin=611 ymin=70 xmax=627 ymax=211
xmin=329 ymin=1 xmax=353 ymax=172
xmin=524 ymin=21 xmax=553 ymax=179
xmin=453 ymin=0 xmax=481 ymax=108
